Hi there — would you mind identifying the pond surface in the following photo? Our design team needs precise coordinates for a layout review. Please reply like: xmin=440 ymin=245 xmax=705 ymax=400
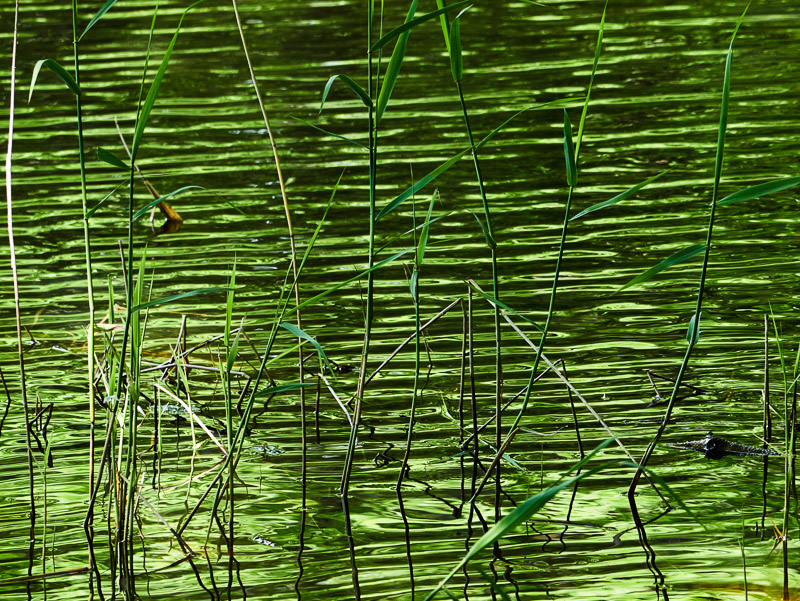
xmin=1 ymin=0 xmax=800 ymax=599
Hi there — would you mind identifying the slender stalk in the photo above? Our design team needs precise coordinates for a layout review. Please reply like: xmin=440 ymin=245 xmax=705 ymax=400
xmin=70 ymin=0 xmax=97 ymax=559
xmin=341 ymin=0 xmax=379 ymax=495
xmin=5 ymin=0 xmax=36 ymax=578
xmin=629 ymin=8 xmax=748 ymax=488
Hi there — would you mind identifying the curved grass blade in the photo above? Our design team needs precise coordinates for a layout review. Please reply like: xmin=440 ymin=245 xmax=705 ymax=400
xmin=133 ymin=185 xmax=204 ymax=221
xmin=471 ymin=211 xmax=496 ymax=249
xmin=563 ymin=109 xmax=577 ymax=187
xmin=475 ymin=97 xmax=579 ymax=151
xmin=254 ymin=382 xmax=316 ymax=399
xmin=290 ymin=116 xmax=368 ymax=150
xmin=377 ymin=148 xmax=470 ymax=220
xmin=97 ymin=147 xmax=128 ymax=171
xmin=618 ymin=243 xmax=707 ymax=293
xmin=686 ymin=311 xmax=701 ymax=346
xmin=279 ymin=322 xmax=332 ymax=374
xmin=574 ymin=1 xmax=606 ymax=161
xmin=416 ymin=191 xmax=438 ymax=267
xmin=79 ymin=0 xmax=120 ymax=41
xmin=424 ymin=438 xmax=615 ymax=601
xmin=28 ymin=59 xmax=80 ymax=103
xmin=86 ymin=181 xmax=127 ymax=219
xmin=448 ymin=7 xmax=473 ymax=83
xmin=519 ymin=0 xmax=547 ymax=5
xmin=712 ymin=2 xmax=749 ymax=204
xmin=378 ymin=98 xmax=575 ymax=221
xmin=717 ymin=175 xmax=800 ymax=206
xmin=131 ymin=286 xmax=228 ymax=313
xmin=291 ymin=247 xmax=414 ymax=315
xmin=319 ymin=74 xmax=372 ymax=113
xmin=370 ymin=0 xmax=471 ymax=53
xmin=467 ymin=282 xmax=543 ymax=332
xmin=375 ymin=0 xmax=418 ymax=126
xmin=131 ymin=0 xmax=206 ymax=162
xmin=570 ymin=170 xmax=668 ymax=221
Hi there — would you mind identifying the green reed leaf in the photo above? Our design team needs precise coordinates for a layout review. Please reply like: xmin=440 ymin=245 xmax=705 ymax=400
xmin=290 ymin=247 xmax=414 ymax=315
xmin=424 ymin=438 xmax=615 ymax=601
xmin=618 ymin=243 xmax=707 ymax=293
xmin=686 ymin=311 xmax=701 ymax=346
xmin=472 ymin=211 xmax=496 ymax=248
xmin=28 ymin=59 xmax=80 ymax=103
xmin=448 ymin=7 xmax=468 ymax=83
xmin=226 ymin=318 xmax=243 ymax=375
xmin=320 ymin=74 xmax=372 ymax=113
xmin=280 ymin=322 xmax=332 ymax=374
xmin=570 ymin=170 xmax=668 ymax=221
xmin=467 ymin=282 xmax=543 ymax=332
xmin=87 ymin=182 xmax=127 ymax=219
xmin=224 ymin=259 xmax=237 ymax=348
xmin=475 ymin=97 xmax=580 ymax=151
xmin=377 ymin=148 xmax=470 ymax=220
xmin=717 ymin=175 xmax=800 ymax=206
xmin=416 ymin=191 xmax=438 ymax=267
xmin=712 ymin=2 xmax=749 ymax=204
xmin=378 ymin=98 xmax=575 ymax=221
xmin=97 ymin=147 xmax=128 ymax=170
xmin=563 ymin=109 xmax=577 ymax=187
xmin=290 ymin=116 xmax=368 ymax=150
xmin=376 ymin=0 xmax=418 ymax=126
xmin=574 ymin=1 xmax=606 ymax=162
xmin=371 ymin=0 xmax=471 ymax=52
xmin=131 ymin=0 xmax=206 ymax=162
xmin=131 ymin=286 xmax=228 ymax=313
xmin=79 ymin=0 xmax=120 ymax=41
xmin=133 ymin=185 xmax=204 ymax=221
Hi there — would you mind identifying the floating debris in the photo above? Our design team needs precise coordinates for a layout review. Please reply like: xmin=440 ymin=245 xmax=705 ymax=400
xmin=670 ymin=432 xmax=780 ymax=460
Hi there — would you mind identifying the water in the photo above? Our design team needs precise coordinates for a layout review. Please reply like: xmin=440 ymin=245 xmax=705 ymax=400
xmin=1 ymin=0 xmax=800 ymax=599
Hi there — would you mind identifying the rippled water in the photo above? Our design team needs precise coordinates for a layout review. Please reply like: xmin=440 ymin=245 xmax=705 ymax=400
xmin=2 ymin=1 xmax=800 ymax=599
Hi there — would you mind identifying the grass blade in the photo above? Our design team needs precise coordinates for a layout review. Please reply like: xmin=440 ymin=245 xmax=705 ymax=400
xmin=86 ymin=182 xmax=127 ymax=219
xmin=290 ymin=116 xmax=368 ymax=150
xmin=28 ymin=59 xmax=80 ymax=103
xmin=224 ymin=259 xmax=236 ymax=348
xmin=574 ymin=1 xmax=606 ymax=161
xmin=563 ymin=109 xmax=577 ymax=187
xmin=570 ymin=170 xmax=668 ymax=221
xmin=131 ymin=286 xmax=228 ymax=313
xmin=448 ymin=8 xmax=469 ymax=83
xmin=375 ymin=0 xmax=418 ymax=126
xmin=97 ymin=147 xmax=128 ymax=171
xmin=291 ymin=247 xmax=414 ymax=315
xmin=279 ymin=322 xmax=332 ymax=374
xmin=471 ymin=211 xmax=496 ymax=248
xmin=425 ymin=438 xmax=615 ymax=601
xmin=686 ymin=311 xmax=701 ymax=346
xmin=79 ymin=0 xmax=120 ymax=41
xmin=416 ymin=191 xmax=437 ymax=267
xmin=466 ymin=282 xmax=543 ymax=333
xmin=378 ymin=98 xmax=575 ymax=221
xmin=717 ymin=175 xmax=800 ymax=206
xmin=712 ymin=3 xmax=749 ymax=204
xmin=370 ymin=0 xmax=471 ymax=52
xmin=618 ymin=243 xmax=707 ymax=293
xmin=319 ymin=74 xmax=372 ymax=113
xmin=377 ymin=149 xmax=470 ymax=220
xmin=132 ymin=185 xmax=203 ymax=221
xmin=131 ymin=0 xmax=206 ymax=162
